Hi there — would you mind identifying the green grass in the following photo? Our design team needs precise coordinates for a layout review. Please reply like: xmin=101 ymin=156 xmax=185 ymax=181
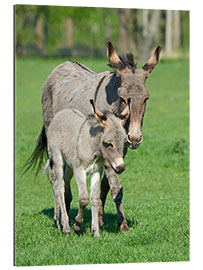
xmin=15 ymin=56 xmax=189 ymax=266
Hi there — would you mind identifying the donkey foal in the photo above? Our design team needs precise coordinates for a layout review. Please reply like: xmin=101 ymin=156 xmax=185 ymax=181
xmin=44 ymin=100 xmax=129 ymax=237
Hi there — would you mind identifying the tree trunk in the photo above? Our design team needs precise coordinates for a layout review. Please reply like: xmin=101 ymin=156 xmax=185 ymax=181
xmin=173 ymin=10 xmax=181 ymax=49
xmin=165 ymin=10 xmax=173 ymax=56
xmin=105 ymin=15 xmax=111 ymax=41
xmin=119 ymin=8 xmax=131 ymax=53
xmin=142 ymin=9 xmax=149 ymax=39
xmin=43 ymin=15 xmax=48 ymax=54
xmin=139 ymin=9 xmax=160 ymax=61
xmin=65 ymin=17 xmax=73 ymax=48
xmin=132 ymin=9 xmax=139 ymax=52
xmin=35 ymin=15 xmax=44 ymax=51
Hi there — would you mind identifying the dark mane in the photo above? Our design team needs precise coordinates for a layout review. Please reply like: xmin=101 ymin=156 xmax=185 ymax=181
xmin=108 ymin=53 xmax=137 ymax=73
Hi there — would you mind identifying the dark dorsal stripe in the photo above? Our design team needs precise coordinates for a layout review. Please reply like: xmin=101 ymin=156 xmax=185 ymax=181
xmin=94 ymin=75 xmax=107 ymax=103
xmin=71 ymin=61 xmax=94 ymax=73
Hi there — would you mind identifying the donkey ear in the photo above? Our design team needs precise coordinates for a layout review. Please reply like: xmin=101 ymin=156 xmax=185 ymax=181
xmin=140 ymin=45 xmax=162 ymax=77
xmin=90 ymin=99 xmax=107 ymax=126
xmin=107 ymin=41 xmax=126 ymax=76
xmin=119 ymin=98 xmax=131 ymax=125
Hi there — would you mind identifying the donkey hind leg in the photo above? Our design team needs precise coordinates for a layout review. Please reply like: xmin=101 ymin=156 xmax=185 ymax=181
xmin=64 ymin=164 xmax=73 ymax=215
xmin=90 ymin=169 xmax=103 ymax=237
xmin=50 ymin=152 xmax=71 ymax=236
xmin=101 ymin=162 xmax=129 ymax=231
xmin=53 ymin=189 xmax=60 ymax=230
xmin=73 ymin=168 xmax=89 ymax=234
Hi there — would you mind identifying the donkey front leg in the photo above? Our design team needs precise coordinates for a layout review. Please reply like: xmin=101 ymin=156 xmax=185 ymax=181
xmin=99 ymin=162 xmax=129 ymax=231
xmin=90 ymin=169 xmax=103 ymax=237
xmin=73 ymin=168 xmax=89 ymax=234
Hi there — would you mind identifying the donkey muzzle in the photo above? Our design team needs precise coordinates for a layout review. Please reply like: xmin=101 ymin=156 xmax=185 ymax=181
xmin=112 ymin=158 xmax=125 ymax=174
xmin=128 ymin=120 xmax=143 ymax=149
xmin=115 ymin=164 xmax=125 ymax=174
xmin=127 ymin=134 xmax=143 ymax=149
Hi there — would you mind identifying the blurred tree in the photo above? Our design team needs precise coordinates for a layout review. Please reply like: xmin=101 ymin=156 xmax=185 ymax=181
xmin=15 ymin=5 xmax=189 ymax=58
xmin=119 ymin=8 xmax=131 ymax=53
xmin=65 ymin=17 xmax=73 ymax=48
xmin=142 ymin=9 xmax=149 ymax=40
xmin=181 ymin=11 xmax=189 ymax=53
xmin=165 ymin=10 xmax=173 ymax=56
xmin=105 ymin=14 xmax=111 ymax=41
xmin=173 ymin=10 xmax=181 ymax=50
xmin=35 ymin=14 xmax=43 ymax=51
xmin=132 ymin=9 xmax=139 ymax=50
xmin=139 ymin=9 xmax=161 ymax=60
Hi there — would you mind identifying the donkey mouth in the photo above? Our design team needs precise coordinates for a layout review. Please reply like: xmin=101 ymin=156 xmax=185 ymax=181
xmin=111 ymin=163 xmax=125 ymax=174
xmin=128 ymin=142 xmax=140 ymax=150
xmin=113 ymin=167 xmax=125 ymax=174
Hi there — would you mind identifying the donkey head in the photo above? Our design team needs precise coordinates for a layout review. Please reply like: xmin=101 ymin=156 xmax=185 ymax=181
xmin=90 ymin=99 xmax=129 ymax=174
xmin=107 ymin=41 xmax=161 ymax=149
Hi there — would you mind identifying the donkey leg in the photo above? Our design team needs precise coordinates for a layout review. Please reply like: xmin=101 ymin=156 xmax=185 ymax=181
xmin=99 ymin=174 xmax=110 ymax=226
xmin=103 ymin=162 xmax=129 ymax=231
xmin=73 ymin=168 xmax=89 ymax=233
xmin=46 ymin=156 xmax=61 ymax=229
xmin=64 ymin=164 xmax=73 ymax=214
xmin=90 ymin=169 xmax=102 ymax=237
xmin=50 ymin=152 xmax=71 ymax=236
xmin=53 ymin=189 xmax=60 ymax=230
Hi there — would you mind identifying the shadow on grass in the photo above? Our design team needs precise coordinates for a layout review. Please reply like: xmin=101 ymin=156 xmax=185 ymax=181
xmin=40 ymin=207 xmax=136 ymax=234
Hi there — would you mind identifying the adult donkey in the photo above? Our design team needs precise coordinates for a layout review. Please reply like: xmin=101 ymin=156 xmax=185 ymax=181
xmin=40 ymin=41 xmax=161 ymax=231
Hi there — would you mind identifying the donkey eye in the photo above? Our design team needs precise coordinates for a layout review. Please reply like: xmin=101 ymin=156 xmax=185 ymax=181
xmin=108 ymin=143 xmax=113 ymax=149
xmin=103 ymin=142 xmax=113 ymax=149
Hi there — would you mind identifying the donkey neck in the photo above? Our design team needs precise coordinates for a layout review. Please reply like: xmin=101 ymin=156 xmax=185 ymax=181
xmin=77 ymin=116 xmax=104 ymax=166
xmin=95 ymin=72 xmax=121 ymax=117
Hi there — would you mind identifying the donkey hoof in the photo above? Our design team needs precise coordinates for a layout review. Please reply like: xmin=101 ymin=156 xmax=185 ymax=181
xmin=55 ymin=220 xmax=61 ymax=230
xmin=120 ymin=221 xmax=129 ymax=232
xmin=74 ymin=223 xmax=81 ymax=233
xmin=65 ymin=231 xmax=70 ymax=237
xmin=91 ymin=228 xmax=100 ymax=237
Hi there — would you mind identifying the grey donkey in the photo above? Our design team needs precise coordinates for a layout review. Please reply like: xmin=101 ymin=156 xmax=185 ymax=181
xmin=25 ymin=41 xmax=161 ymax=231
xmin=43 ymin=99 xmax=130 ymax=237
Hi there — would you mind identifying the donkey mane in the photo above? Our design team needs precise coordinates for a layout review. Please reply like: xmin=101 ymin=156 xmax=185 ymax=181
xmin=108 ymin=53 xmax=137 ymax=73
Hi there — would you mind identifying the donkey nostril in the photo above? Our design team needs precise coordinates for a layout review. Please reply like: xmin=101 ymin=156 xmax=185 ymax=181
xmin=128 ymin=134 xmax=143 ymax=146
xmin=138 ymin=135 xmax=143 ymax=144
xmin=116 ymin=164 xmax=125 ymax=174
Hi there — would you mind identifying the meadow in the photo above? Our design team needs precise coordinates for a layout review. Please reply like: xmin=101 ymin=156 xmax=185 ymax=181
xmin=15 ymin=56 xmax=189 ymax=266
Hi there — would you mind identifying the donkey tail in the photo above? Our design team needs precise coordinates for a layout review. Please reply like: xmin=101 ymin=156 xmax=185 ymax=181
xmin=22 ymin=125 xmax=48 ymax=177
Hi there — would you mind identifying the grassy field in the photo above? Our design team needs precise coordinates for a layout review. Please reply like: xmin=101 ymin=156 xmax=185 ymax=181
xmin=15 ymin=56 xmax=189 ymax=266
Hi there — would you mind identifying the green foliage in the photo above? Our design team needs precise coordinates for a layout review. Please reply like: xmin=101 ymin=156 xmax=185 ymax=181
xmin=15 ymin=5 xmax=120 ymax=55
xmin=15 ymin=57 xmax=189 ymax=266
xmin=15 ymin=5 xmax=189 ymax=57
xmin=181 ymin=11 xmax=190 ymax=51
